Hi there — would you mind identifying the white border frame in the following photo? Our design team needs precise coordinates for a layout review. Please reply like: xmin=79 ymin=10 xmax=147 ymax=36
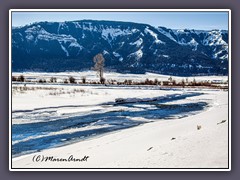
xmin=9 ymin=9 xmax=231 ymax=171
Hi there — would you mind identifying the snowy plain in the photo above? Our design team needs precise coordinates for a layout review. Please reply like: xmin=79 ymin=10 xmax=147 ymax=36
xmin=11 ymin=72 xmax=229 ymax=169
xmin=12 ymin=71 xmax=228 ymax=84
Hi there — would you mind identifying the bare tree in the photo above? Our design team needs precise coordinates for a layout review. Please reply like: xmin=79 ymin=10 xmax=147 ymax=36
xmin=93 ymin=53 xmax=105 ymax=84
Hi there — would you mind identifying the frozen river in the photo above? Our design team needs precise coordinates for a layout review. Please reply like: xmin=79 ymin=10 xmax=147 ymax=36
xmin=12 ymin=91 xmax=208 ymax=157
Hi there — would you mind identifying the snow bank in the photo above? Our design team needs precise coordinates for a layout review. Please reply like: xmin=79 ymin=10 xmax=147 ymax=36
xmin=11 ymin=89 xmax=229 ymax=169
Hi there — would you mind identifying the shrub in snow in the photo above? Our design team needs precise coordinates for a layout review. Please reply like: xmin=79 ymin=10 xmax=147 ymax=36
xmin=12 ymin=76 xmax=17 ymax=81
xmin=197 ymin=125 xmax=202 ymax=130
xmin=38 ymin=79 xmax=46 ymax=83
xmin=124 ymin=79 xmax=133 ymax=85
xmin=81 ymin=76 xmax=86 ymax=84
xmin=69 ymin=76 xmax=76 ymax=84
xmin=50 ymin=77 xmax=57 ymax=83
xmin=181 ymin=79 xmax=185 ymax=88
xmin=172 ymin=80 xmax=176 ymax=86
xmin=17 ymin=75 xmax=25 ymax=82
xmin=145 ymin=78 xmax=154 ymax=85
xmin=110 ymin=79 xmax=117 ymax=85
xmin=201 ymin=81 xmax=211 ymax=86
xmin=162 ymin=81 xmax=169 ymax=86
xmin=154 ymin=78 xmax=159 ymax=85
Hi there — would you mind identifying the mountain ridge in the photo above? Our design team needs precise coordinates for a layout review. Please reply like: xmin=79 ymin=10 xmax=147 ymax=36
xmin=12 ymin=20 xmax=229 ymax=76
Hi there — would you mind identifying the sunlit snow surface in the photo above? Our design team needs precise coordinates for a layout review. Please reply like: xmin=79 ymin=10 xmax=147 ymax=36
xmin=11 ymin=71 xmax=227 ymax=157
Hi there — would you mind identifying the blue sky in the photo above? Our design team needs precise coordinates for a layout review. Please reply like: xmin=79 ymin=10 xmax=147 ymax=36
xmin=11 ymin=11 xmax=229 ymax=30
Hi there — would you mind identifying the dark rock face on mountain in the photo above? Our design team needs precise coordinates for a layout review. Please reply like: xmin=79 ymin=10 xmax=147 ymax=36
xmin=12 ymin=20 xmax=228 ymax=75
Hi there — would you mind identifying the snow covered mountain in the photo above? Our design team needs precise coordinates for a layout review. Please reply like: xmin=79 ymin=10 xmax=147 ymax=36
xmin=12 ymin=20 xmax=228 ymax=75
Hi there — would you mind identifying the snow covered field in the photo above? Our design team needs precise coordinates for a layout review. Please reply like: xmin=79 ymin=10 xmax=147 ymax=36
xmin=11 ymin=72 xmax=229 ymax=169
xmin=12 ymin=71 xmax=228 ymax=84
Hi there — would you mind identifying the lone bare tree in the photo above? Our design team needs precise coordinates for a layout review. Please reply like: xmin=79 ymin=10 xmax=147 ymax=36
xmin=93 ymin=53 xmax=105 ymax=84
